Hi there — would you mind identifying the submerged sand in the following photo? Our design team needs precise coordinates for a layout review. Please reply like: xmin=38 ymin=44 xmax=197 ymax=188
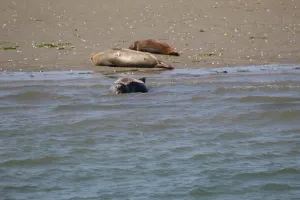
xmin=0 ymin=0 xmax=299 ymax=73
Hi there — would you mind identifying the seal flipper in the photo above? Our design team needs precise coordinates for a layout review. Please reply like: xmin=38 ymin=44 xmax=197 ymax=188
xmin=155 ymin=61 xmax=174 ymax=70
xmin=99 ymin=60 xmax=114 ymax=66
xmin=139 ymin=77 xmax=146 ymax=83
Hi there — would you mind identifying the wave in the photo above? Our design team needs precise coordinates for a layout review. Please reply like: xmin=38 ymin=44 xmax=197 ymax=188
xmin=70 ymin=147 xmax=98 ymax=154
xmin=0 ymin=156 xmax=71 ymax=167
xmin=0 ymin=105 xmax=40 ymax=111
xmin=216 ymin=131 xmax=253 ymax=140
xmin=281 ymin=129 xmax=300 ymax=134
xmin=2 ymin=185 xmax=39 ymax=191
xmin=189 ymin=185 xmax=220 ymax=196
xmin=259 ymin=183 xmax=299 ymax=191
xmin=233 ymin=168 xmax=300 ymax=179
xmin=190 ymin=152 xmax=232 ymax=161
xmin=215 ymin=84 xmax=300 ymax=93
xmin=53 ymin=104 xmax=116 ymax=112
xmin=0 ymin=83 xmax=108 ymax=91
xmin=238 ymin=96 xmax=300 ymax=103
xmin=168 ymin=145 xmax=195 ymax=153
xmin=0 ymin=91 xmax=71 ymax=102
xmin=2 ymin=185 xmax=65 ymax=192
xmin=234 ymin=110 xmax=300 ymax=121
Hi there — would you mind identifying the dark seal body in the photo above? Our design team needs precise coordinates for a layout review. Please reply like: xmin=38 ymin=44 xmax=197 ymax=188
xmin=91 ymin=48 xmax=173 ymax=69
xmin=110 ymin=77 xmax=148 ymax=94
xmin=129 ymin=39 xmax=180 ymax=56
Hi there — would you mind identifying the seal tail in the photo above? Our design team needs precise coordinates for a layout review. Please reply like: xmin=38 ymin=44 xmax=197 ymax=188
xmin=155 ymin=61 xmax=174 ymax=70
xmin=169 ymin=51 xmax=180 ymax=56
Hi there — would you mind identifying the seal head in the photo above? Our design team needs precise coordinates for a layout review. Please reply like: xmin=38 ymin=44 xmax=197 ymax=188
xmin=111 ymin=77 xmax=148 ymax=94
xmin=114 ymin=83 xmax=128 ymax=94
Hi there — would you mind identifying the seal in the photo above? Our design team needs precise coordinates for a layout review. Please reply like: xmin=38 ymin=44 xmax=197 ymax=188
xmin=110 ymin=77 xmax=148 ymax=94
xmin=91 ymin=48 xmax=174 ymax=70
xmin=129 ymin=39 xmax=180 ymax=56
xmin=216 ymin=70 xmax=228 ymax=74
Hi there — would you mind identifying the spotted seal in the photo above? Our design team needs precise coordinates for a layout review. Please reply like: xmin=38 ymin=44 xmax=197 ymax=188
xmin=110 ymin=77 xmax=148 ymax=94
xmin=129 ymin=39 xmax=180 ymax=56
xmin=91 ymin=48 xmax=174 ymax=70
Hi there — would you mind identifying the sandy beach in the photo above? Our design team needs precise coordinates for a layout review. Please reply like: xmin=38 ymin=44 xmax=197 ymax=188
xmin=0 ymin=0 xmax=299 ymax=73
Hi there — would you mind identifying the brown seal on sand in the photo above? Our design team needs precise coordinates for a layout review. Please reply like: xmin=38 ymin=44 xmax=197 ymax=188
xmin=129 ymin=39 xmax=180 ymax=56
xmin=91 ymin=48 xmax=174 ymax=70
xmin=110 ymin=77 xmax=148 ymax=94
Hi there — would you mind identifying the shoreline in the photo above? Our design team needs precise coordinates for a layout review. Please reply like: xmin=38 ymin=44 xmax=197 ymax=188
xmin=1 ymin=64 xmax=299 ymax=76
xmin=1 ymin=0 xmax=299 ymax=73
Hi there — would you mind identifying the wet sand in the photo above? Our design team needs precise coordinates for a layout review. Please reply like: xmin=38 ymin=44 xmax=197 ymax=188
xmin=0 ymin=0 xmax=299 ymax=73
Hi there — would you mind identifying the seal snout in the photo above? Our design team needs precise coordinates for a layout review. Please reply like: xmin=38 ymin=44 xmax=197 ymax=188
xmin=90 ymin=54 xmax=95 ymax=61
xmin=128 ymin=41 xmax=137 ymax=50
xmin=129 ymin=44 xmax=134 ymax=50
xmin=170 ymin=52 xmax=180 ymax=56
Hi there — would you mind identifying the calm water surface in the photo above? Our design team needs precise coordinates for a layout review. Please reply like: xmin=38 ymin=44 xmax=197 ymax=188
xmin=1 ymin=65 xmax=300 ymax=200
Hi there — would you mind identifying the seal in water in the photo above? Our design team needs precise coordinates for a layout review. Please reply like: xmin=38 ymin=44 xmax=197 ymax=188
xmin=91 ymin=48 xmax=174 ymax=70
xmin=110 ymin=77 xmax=148 ymax=94
xmin=129 ymin=39 xmax=180 ymax=56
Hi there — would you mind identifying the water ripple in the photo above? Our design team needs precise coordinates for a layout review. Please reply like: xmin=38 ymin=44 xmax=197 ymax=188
xmin=1 ymin=66 xmax=300 ymax=200
xmin=233 ymin=168 xmax=300 ymax=179
xmin=1 ymin=156 xmax=71 ymax=167
xmin=0 ymin=91 xmax=72 ymax=103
